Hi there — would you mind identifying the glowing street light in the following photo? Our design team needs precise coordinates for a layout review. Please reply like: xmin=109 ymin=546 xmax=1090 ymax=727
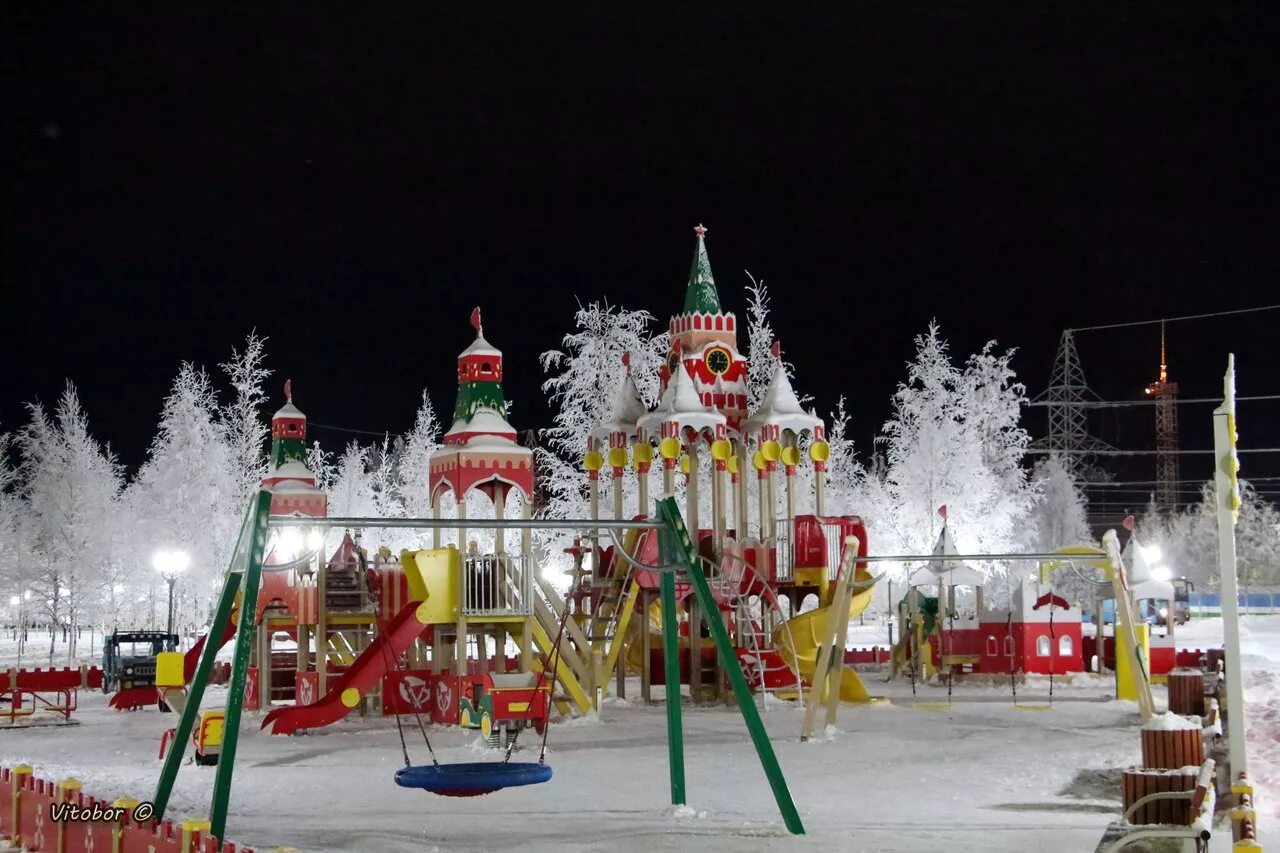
xmin=153 ymin=550 xmax=190 ymax=650
xmin=1141 ymin=544 xmax=1163 ymax=564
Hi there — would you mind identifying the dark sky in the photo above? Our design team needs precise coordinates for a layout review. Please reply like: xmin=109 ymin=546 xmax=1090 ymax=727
xmin=5 ymin=6 xmax=1278 ymax=508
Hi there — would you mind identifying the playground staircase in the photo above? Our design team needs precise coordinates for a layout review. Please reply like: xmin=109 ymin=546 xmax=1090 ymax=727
xmin=325 ymin=631 xmax=359 ymax=667
xmin=324 ymin=569 xmax=367 ymax=611
xmin=526 ymin=571 xmax=596 ymax=715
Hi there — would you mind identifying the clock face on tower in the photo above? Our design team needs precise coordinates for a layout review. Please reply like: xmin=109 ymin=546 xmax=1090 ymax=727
xmin=667 ymin=350 xmax=682 ymax=377
xmin=705 ymin=346 xmax=732 ymax=376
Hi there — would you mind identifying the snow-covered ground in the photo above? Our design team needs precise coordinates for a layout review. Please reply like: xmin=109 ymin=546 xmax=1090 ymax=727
xmin=1 ymin=618 xmax=1275 ymax=852
xmin=1178 ymin=614 xmax=1280 ymax=839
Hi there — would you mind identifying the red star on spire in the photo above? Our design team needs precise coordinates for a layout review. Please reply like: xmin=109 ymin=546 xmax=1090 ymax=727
xmin=693 ymin=223 xmax=707 ymax=238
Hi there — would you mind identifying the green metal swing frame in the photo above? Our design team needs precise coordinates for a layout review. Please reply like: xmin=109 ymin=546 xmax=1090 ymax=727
xmin=151 ymin=491 xmax=805 ymax=842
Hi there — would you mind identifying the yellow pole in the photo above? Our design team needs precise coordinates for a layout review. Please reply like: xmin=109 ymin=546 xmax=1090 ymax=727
xmin=1116 ymin=622 xmax=1150 ymax=703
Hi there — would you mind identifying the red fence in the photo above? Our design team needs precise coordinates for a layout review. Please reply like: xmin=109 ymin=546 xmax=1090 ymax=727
xmin=0 ymin=765 xmax=272 ymax=852
xmin=843 ymin=647 xmax=889 ymax=665
xmin=0 ymin=666 xmax=103 ymax=692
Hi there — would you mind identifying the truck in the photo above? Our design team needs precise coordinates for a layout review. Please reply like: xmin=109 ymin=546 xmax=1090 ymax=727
xmin=101 ymin=631 xmax=179 ymax=697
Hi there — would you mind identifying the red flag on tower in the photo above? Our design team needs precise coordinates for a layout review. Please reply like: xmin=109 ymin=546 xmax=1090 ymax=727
xmin=621 ymin=351 xmax=631 ymax=373
xmin=938 ymin=505 xmax=948 ymax=522
xmin=770 ymin=341 xmax=781 ymax=360
xmin=284 ymin=378 xmax=293 ymax=404
xmin=470 ymin=307 xmax=483 ymax=335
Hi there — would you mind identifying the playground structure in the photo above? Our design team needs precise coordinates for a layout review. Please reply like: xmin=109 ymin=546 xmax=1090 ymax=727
xmin=156 ymin=228 xmax=880 ymax=745
xmin=564 ymin=226 xmax=878 ymax=709
xmin=0 ymin=237 xmax=1260 ymax=852
xmin=143 ymin=228 xmax=892 ymax=841
xmin=891 ymin=515 xmax=1087 ymax=685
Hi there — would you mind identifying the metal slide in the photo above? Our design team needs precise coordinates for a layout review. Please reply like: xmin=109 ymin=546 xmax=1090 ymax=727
xmin=260 ymin=601 xmax=430 ymax=735
xmin=771 ymin=585 xmax=876 ymax=701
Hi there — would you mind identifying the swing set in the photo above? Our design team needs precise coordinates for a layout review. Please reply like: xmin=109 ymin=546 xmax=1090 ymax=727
xmin=150 ymin=492 xmax=809 ymax=841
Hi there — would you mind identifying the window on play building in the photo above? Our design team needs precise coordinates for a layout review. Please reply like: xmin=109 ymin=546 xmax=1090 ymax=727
xmin=481 ymin=362 xmax=492 ymax=375
xmin=1059 ymin=635 xmax=1073 ymax=656
xmin=1036 ymin=635 xmax=1050 ymax=656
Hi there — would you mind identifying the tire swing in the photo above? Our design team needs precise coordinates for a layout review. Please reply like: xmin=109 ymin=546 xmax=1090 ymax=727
xmin=388 ymin=597 xmax=572 ymax=797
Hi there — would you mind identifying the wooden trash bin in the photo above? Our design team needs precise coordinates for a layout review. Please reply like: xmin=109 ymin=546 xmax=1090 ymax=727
xmin=1141 ymin=719 xmax=1204 ymax=770
xmin=1168 ymin=667 xmax=1205 ymax=717
xmin=1122 ymin=767 xmax=1198 ymax=825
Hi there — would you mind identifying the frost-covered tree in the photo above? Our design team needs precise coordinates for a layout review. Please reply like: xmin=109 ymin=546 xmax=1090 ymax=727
xmin=744 ymin=275 xmax=780 ymax=409
xmin=1141 ymin=481 xmax=1280 ymax=592
xmin=327 ymin=441 xmax=377 ymax=522
xmin=860 ymin=322 xmax=1035 ymax=581
xmin=220 ymin=333 xmax=271 ymax=510
xmin=1024 ymin=455 xmax=1095 ymax=606
xmin=16 ymin=384 xmax=123 ymax=663
xmin=0 ymin=432 xmax=19 ymax=588
xmin=128 ymin=363 xmax=240 ymax=620
xmin=818 ymin=397 xmax=867 ymax=517
xmin=397 ymin=391 xmax=442 ymax=519
xmin=538 ymin=301 xmax=668 ymax=556
xmin=1024 ymin=455 xmax=1091 ymax=553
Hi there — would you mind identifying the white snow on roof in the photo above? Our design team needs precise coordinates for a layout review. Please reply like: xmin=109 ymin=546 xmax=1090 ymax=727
xmin=745 ymin=362 xmax=821 ymax=435
xmin=460 ymin=335 xmax=502 ymax=358
xmin=592 ymin=373 xmax=648 ymax=440
xmin=273 ymin=402 xmax=306 ymax=420
xmin=456 ymin=407 xmax=516 ymax=435
xmin=269 ymin=460 xmax=315 ymax=482
xmin=458 ymin=434 xmax=531 ymax=453
xmin=269 ymin=479 xmax=324 ymax=495
xmin=637 ymin=362 xmax=725 ymax=436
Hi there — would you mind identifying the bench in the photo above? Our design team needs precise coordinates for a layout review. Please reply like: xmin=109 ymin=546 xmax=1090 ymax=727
xmin=1096 ymin=759 xmax=1215 ymax=853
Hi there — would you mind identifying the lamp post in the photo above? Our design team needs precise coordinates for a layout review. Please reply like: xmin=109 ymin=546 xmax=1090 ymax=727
xmin=153 ymin=550 xmax=190 ymax=651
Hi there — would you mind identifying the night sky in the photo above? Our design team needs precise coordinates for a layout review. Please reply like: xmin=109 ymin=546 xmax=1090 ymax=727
xmin=5 ymin=7 xmax=1278 ymax=509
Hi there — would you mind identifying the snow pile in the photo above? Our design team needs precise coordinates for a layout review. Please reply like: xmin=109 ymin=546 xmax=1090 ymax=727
xmin=666 ymin=804 xmax=708 ymax=820
xmin=1179 ymin=615 xmax=1279 ymax=841
xmin=1141 ymin=712 xmax=1201 ymax=732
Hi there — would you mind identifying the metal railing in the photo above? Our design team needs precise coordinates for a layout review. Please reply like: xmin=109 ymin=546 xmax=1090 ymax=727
xmin=462 ymin=553 xmax=534 ymax=617
xmin=773 ymin=531 xmax=793 ymax=582
xmin=820 ymin=521 xmax=846 ymax=582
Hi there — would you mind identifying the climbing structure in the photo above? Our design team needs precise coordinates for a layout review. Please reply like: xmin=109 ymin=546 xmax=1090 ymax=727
xmin=570 ymin=224 xmax=877 ymax=706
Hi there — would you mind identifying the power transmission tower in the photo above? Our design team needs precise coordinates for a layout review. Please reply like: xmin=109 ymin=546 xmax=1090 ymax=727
xmin=1031 ymin=329 xmax=1115 ymax=478
xmin=1144 ymin=322 xmax=1179 ymax=514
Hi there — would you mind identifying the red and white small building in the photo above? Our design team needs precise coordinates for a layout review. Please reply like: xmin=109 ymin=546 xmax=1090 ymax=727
xmin=970 ymin=578 xmax=1084 ymax=675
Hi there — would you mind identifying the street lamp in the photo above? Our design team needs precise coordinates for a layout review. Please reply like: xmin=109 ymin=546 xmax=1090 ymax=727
xmin=153 ymin=550 xmax=190 ymax=650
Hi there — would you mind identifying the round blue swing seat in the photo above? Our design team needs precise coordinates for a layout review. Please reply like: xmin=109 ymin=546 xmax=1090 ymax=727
xmin=395 ymin=762 xmax=553 ymax=797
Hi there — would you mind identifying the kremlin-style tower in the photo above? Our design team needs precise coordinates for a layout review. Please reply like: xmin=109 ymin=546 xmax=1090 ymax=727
xmin=261 ymin=380 xmax=327 ymax=519
xmin=429 ymin=308 xmax=534 ymax=507
xmin=661 ymin=224 xmax=750 ymax=430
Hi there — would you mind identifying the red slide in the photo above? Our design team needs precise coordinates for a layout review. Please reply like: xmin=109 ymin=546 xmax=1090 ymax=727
xmin=108 ymin=614 xmax=239 ymax=710
xmin=261 ymin=601 xmax=428 ymax=735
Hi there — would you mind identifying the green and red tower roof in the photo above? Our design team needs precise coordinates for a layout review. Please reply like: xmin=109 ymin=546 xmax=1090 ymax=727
xmin=262 ymin=379 xmax=327 ymax=519
xmin=429 ymin=308 xmax=533 ymax=504
xmin=662 ymin=224 xmax=750 ymax=431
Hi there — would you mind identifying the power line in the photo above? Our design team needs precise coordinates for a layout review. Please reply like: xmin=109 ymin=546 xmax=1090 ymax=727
xmin=308 ymin=421 xmax=396 ymax=438
xmin=1069 ymin=303 xmax=1280 ymax=333
xmin=1028 ymin=448 xmax=1280 ymax=456
xmin=1025 ymin=394 xmax=1280 ymax=409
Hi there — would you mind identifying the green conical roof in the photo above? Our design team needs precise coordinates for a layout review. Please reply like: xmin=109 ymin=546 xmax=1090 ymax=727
xmin=682 ymin=226 xmax=721 ymax=315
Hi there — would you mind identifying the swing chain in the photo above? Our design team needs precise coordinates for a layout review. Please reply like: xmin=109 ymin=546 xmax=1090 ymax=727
xmin=504 ymin=585 xmax=572 ymax=764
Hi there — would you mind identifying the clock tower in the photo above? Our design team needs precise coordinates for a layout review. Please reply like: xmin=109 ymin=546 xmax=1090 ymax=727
xmin=661 ymin=224 xmax=750 ymax=431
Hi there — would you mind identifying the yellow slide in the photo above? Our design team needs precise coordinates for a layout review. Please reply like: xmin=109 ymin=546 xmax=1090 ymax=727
xmin=772 ymin=583 xmax=876 ymax=702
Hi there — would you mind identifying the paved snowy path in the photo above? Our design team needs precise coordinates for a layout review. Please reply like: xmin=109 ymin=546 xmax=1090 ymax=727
xmin=13 ymin=618 xmax=1280 ymax=850
xmin=2 ymin=675 xmax=1144 ymax=852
